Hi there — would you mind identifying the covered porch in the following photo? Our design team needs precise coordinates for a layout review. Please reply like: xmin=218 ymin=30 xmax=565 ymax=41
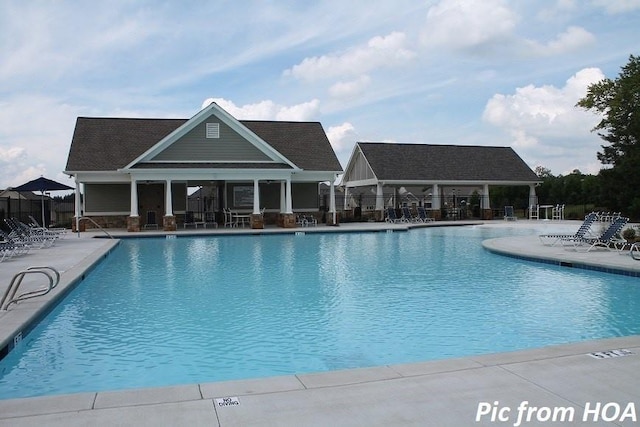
xmin=72 ymin=169 xmax=339 ymax=232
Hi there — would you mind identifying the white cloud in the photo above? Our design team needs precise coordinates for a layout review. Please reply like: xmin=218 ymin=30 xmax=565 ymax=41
xmin=201 ymin=98 xmax=320 ymax=121
xmin=420 ymin=0 xmax=518 ymax=50
xmin=591 ymin=0 xmax=640 ymax=13
xmin=0 ymin=146 xmax=27 ymax=163
xmin=525 ymin=26 xmax=595 ymax=56
xmin=0 ymin=96 xmax=79 ymax=188
xmin=483 ymin=68 xmax=606 ymax=174
xmin=329 ymin=75 xmax=372 ymax=99
xmin=326 ymin=122 xmax=357 ymax=154
xmin=283 ymin=32 xmax=415 ymax=82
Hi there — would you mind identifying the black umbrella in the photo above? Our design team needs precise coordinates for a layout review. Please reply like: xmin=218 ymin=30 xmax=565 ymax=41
xmin=13 ymin=176 xmax=74 ymax=227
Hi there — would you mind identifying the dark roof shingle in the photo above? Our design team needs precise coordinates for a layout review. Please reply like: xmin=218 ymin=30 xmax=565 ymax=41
xmin=65 ymin=117 xmax=342 ymax=172
xmin=357 ymin=142 xmax=539 ymax=182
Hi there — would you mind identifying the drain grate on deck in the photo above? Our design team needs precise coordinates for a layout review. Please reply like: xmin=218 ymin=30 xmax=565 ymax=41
xmin=588 ymin=349 xmax=634 ymax=359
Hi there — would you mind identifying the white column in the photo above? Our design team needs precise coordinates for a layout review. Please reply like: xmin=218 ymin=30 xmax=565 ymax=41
xmin=329 ymin=179 xmax=336 ymax=224
xmin=253 ymin=179 xmax=260 ymax=214
xmin=285 ymin=177 xmax=293 ymax=213
xmin=343 ymin=186 xmax=349 ymax=210
xmin=130 ymin=179 xmax=139 ymax=217
xmin=280 ymin=181 xmax=286 ymax=212
xmin=165 ymin=180 xmax=173 ymax=216
xmin=74 ymin=177 xmax=82 ymax=232
xmin=483 ymin=184 xmax=491 ymax=210
xmin=431 ymin=184 xmax=440 ymax=210
xmin=375 ymin=182 xmax=384 ymax=211
xmin=528 ymin=184 xmax=537 ymax=208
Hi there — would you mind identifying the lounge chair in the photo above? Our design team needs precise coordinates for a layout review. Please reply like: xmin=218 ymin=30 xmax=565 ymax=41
xmin=630 ymin=242 xmax=640 ymax=260
xmin=401 ymin=207 xmax=418 ymax=223
xmin=385 ymin=207 xmax=402 ymax=223
xmin=4 ymin=218 xmax=56 ymax=248
xmin=144 ymin=211 xmax=159 ymax=229
xmin=28 ymin=215 xmax=67 ymax=237
xmin=416 ymin=206 xmax=434 ymax=222
xmin=503 ymin=206 xmax=517 ymax=221
xmin=539 ymin=212 xmax=599 ymax=246
xmin=529 ymin=204 xmax=539 ymax=220
xmin=563 ymin=216 xmax=628 ymax=252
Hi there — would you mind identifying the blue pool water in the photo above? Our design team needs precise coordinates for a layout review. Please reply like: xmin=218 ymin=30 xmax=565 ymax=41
xmin=1 ymin=226 xmax=640 ymax=399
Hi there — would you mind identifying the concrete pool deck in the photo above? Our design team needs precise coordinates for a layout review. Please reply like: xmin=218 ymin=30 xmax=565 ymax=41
xmin=1 ymin=220 xmax=640 ymax=426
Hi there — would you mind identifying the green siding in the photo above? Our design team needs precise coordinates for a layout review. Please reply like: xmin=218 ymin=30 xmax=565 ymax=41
xmin=85 ymin=184 xmax=129 ymax=212
xmin=152 ymin=119 xmax=272 ymax=162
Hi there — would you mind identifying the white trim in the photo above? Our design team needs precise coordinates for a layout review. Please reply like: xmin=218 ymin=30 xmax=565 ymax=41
xmin=122 ymin=102 xmax=300 ymax=171
xmin=84 ymin=211 xmax=131 ymax=216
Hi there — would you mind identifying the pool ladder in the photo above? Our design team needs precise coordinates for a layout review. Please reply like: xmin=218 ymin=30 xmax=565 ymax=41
xmin=0 ymin=266 xmax=60 ymax=311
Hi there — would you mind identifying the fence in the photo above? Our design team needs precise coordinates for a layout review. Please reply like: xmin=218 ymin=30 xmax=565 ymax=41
xmin=0 ymin=197 xmax=74 ymax=229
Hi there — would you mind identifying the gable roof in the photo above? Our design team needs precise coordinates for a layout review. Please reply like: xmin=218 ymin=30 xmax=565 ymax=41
xmin=65 ymin=115 xmax=342 ymax=173
xmin=355 ymin=142 xmax=539 ymax=182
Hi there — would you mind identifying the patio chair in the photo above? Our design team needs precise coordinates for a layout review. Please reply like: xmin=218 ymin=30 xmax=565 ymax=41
xmin=401 ymin=206 xmax=421 ymax=223
xmin=144 ymin=211 xmax=159 ymax=230
xmin=416 ymin=206 xmax=434 ymax=222
xmin=303 ymin=214 xmax=317 ymax=227
xmin=552 ymin=204 xmax=565 ymax=220
xmin=503 ymin=206 xmax=517 ymax=221
xmin=204 ymin=211 xmax=218 ymax=228
xmin=563 ymin=216 xmax=628 ymax=252
xmin=528 ymin=205 xmax=539 ymax=220
xmin=184 ymin=211 xmax=197 ymax=228
xmin=0 ymin=230 xmax=30 ymax=256
xmin=223 ymin=208 xmax=235 ymax=228
xmin=385 ymin=207 xmax=402 ymax=223
xmin=539 ymin=211 xmax=599 ymax=246
xmin=630 ymin=242 xmax=640 ymax=260
xmin=28 ymin=215 xmax=67 ymax=237
xmin=4 ymin=218 xmax=55 ymax=249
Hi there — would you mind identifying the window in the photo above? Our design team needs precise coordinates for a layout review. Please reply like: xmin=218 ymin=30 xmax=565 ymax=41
xmin=206 ymin=122 xmax=220 ymax=139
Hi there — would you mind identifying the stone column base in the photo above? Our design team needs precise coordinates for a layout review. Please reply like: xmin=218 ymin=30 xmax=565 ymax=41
xmin=163 ymin=215 xmax=177 ymax=231
xmin=482 ymin=209 xmax=493 ymax=220
xmin=250 ymin=214 xmax=264 ymax=229
xmin=127 ymin=216 xmax=140 ymax=232
xmin=431 ymin=210 xmax=442 ymax=221
xmin=72 ymin=217 xmax=86 ymax=232
xmin=280 ymin=213 xmax=296 ymax=228
xmin=326 ymin=212 xmax=339 ymax=226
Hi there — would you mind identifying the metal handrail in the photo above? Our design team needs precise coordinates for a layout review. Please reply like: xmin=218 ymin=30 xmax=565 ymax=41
xmin=0 ymin=266 xmax=60 ymax=310
xmin=78 ymin=216 xmax=114 ymax=239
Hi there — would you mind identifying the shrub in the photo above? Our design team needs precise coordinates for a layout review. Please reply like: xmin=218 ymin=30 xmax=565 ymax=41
xmin=622 ymin=227 xmax=636 ymax=241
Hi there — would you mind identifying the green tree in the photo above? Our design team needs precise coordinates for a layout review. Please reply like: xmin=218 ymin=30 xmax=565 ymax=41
xmin=576 ymin=54 xmax=640 ymax=218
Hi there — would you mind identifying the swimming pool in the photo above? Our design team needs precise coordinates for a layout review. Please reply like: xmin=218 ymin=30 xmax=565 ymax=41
xmin=1 ymin=226 xmax=639 ymax=399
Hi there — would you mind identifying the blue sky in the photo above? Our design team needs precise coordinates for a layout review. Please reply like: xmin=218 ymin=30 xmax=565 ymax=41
xmin=1 ymin=0 xmax=639 ymax=190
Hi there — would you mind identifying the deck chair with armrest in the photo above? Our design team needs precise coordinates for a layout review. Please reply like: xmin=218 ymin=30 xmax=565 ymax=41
xmin=503 ymin=206 xmax=517 ymax=221
xmin=416 ymin=206 xmax=435 ymax=222
xmin=401 ymin=206 xmax=418 ymax=223
xmin=183 ymin=210 xmax=197 ymax=228
xmin=539 ymin=211 xmax=599 ymax=246
xmin=204 ymin=211 xmax=218 ymax=228
xmin=144 ymin=211 xmax=159 ymax=230
xmin=562 ymin=216 xmax=628 ymax=252
xmin=385 ymin=207 xmax=402 ymax=223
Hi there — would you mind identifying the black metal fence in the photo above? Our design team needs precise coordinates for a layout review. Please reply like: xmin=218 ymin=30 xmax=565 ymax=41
xmin=0 ymin=197 xmax=75 ymax=229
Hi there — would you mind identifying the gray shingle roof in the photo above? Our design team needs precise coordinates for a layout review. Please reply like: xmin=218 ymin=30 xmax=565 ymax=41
xmin=65 ymin=117 xmax=342 ymax=172
xmin=357 ymin=142 xmax=539 ymax=182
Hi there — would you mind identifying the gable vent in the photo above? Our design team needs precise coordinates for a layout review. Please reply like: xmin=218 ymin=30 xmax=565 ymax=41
xmin=206 ymin=122 xmax=220 ymax=139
